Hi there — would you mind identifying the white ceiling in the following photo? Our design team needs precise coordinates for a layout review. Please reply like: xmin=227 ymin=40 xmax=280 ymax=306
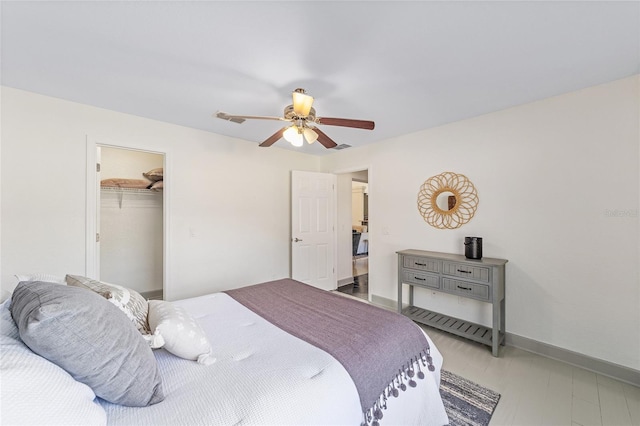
xmin=2 ymin=1 xmax=638 ymax=155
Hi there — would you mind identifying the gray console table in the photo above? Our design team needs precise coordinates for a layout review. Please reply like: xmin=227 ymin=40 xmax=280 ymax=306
xmin=397 ymin=249 xmax=507 ymax=356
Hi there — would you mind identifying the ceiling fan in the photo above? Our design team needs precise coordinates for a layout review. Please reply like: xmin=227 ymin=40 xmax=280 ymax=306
xmin=215 ymin=88 xmax=375 ymax=149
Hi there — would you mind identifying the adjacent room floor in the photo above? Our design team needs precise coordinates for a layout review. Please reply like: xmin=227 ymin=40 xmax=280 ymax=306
xmin=337 ymin=255 xmax=368 ymax=301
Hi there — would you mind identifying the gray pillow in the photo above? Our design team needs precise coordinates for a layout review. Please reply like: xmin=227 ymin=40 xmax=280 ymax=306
xmin=10 ymin=281 xmax=164 ymax=407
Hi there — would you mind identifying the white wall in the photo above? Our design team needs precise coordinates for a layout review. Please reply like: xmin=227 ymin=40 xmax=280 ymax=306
xmin=324 ymin=76 xmax=640 ymax=370
xmin=1 ymin=87 xmax=320 ymax=300
xmin=100 ymin=146 xmax=163 ymax=181
xmin=2 ymin=77 xmax=638 ymax=371
xmin=100 ymin=190 xmax=163 ymax=293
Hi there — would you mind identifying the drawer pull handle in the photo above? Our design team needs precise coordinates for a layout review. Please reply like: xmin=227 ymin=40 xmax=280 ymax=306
xmin=457 ymin=285 xmax=472 ymax=291
xmin=414 ymin=277 xmax=426 ymax=281
xmin=415 ymin=262 xmax=426 ymax=266
xmin=457 ymin=269 xmax=472 ymax=274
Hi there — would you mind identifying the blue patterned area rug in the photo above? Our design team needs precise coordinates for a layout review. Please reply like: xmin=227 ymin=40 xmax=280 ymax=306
xmin=440 ymin=370 xmax=501 ymax=426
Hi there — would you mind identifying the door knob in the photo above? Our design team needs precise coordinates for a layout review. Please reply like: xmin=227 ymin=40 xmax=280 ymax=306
xmin=293 ymin=238 xmax=303 ymax=242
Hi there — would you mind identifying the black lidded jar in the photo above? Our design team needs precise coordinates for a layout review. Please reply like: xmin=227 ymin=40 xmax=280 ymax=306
xmin=464 ymin=237 xmax=482 ymax=259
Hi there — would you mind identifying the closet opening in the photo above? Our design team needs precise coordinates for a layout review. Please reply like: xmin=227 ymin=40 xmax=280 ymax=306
xmin=96 ymin=145 xmax=165 ymax=300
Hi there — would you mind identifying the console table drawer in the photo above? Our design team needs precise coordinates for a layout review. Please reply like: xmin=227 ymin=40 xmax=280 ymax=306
xmin=403 ymin=256 xmax=440 ymax=273
xmin=442 ymin=261 xmax=490 ymax=283
xmin=442 ymin=278 xmax=489 ymax=301
xmin=402 ymin=271 xmax=439 ymax=289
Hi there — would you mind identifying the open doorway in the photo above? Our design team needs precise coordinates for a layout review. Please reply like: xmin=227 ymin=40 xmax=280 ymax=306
xmin=86 ymin=139 xmax=168 ymax=301
xmin=98 ymin=146 xmax=164 ymax=300
xmin=336 ymin=169 xmax=369 ymax=301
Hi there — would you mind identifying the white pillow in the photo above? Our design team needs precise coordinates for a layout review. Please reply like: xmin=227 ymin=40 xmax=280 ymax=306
xmin=4 ymin=274 xmax=67 ymax=303
xmin=15 ymin=273 xmax=66 ymax=284
xmin=148 ymin=300 xmax=216 ymax=365
xmin=0 ymin=289 xmax=12 ymax=304
xmin=0 ymin=299 xmax=107 ymax=425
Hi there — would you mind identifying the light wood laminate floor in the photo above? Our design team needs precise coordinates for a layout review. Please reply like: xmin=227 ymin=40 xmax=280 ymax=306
xmin=331 ymin=280 xmax=639 ymax=425
xmin=423 ymin=327 xmax=640 ymax=426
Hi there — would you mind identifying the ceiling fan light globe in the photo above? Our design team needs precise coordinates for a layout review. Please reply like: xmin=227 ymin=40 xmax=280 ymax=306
xmin=303 ymin=128 xmax=318 ymax=144
xmin=284 ymin=126 xmax=304 ymax=146
xmin=292 ymin=90 xmax=314 ymax=116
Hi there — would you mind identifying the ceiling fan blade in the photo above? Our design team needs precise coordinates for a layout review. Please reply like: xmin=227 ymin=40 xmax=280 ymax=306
xmin=216 ymin=111 xmax=289 ymax=124
xmin=316 ymin=117 xmax=375 ymax=130
xmin=313 ymin=127 xmax=338 ymax=149
xmin=259 ymin=128 xmax=286 ymax=147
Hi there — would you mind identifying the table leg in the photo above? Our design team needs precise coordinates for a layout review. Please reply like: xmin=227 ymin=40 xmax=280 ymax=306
xmin=492 ymin=299 xmax=500 ymax=356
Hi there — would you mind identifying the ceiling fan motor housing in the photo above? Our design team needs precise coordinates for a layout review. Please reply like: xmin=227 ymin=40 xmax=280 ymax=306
xmin=284 ymin=105 xmax=316 ymax=122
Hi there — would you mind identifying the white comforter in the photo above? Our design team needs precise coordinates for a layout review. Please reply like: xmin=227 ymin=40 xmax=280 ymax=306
xmin=101 ymin=293 xmax=448 ymax=425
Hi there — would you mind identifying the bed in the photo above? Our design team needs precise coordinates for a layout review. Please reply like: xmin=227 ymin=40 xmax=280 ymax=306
xmin=1 ymin=277 xmax=448 ymax=426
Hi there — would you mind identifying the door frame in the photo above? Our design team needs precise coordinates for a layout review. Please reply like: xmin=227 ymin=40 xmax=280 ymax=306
xmin=85 ymin=136 xmax=172 ymax=299
xmin=331 ymin=165 xmax=371 ymax=300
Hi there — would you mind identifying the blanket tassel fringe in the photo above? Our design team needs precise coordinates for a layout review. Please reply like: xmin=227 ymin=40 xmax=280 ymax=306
xmin=361 ymin=349 xmax=435 ymax=426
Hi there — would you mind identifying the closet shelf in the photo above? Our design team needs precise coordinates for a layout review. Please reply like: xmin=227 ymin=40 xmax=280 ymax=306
xmin=101 ymin=186 xmax=162 ymax=209
xmin=100 ymin=187 xmax=161 ymax=195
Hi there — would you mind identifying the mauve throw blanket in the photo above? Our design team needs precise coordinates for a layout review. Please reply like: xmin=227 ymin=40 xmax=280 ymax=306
xmin=225 ymin=279 xmax=434 ymax=425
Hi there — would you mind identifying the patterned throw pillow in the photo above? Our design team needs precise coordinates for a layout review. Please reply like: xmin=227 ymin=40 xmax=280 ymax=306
xmin=66 ymin=275 xmax=151 ymax=335
xmin=148 ymin=300 xmax=215 ymax=365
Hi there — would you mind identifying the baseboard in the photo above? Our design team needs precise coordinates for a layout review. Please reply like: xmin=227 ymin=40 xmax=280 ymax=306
xmin=370 ymin=294 xmax=399 ymax=311
xmin=140 ymin=289 xmax=163 ymax=300
xmin=337 ymin=277 xmax=354 ymax=287
xmin=371 ymin=293 xmax=640 ymax=387
xmin=506 ymin=332 xmax=640 ymax=387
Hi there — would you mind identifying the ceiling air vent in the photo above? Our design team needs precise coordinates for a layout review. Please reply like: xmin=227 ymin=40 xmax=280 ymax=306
xmin=333 ymin=144 xmax=352 ymax=150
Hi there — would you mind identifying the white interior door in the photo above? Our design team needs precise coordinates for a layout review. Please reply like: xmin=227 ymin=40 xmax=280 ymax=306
xmin=291 ymin=170 xmax=336 ymax=291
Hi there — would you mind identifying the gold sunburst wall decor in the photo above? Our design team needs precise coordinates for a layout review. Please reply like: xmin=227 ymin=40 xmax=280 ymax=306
xmin=417 ymin=172 xmax=479 ymax=229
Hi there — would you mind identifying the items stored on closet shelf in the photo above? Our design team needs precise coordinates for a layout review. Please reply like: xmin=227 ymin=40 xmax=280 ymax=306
xmin=143 ymin=168 xmax=163 ymax=191
xmin=100 ymin=168 xmax=163 ymax=192
xmin=100 ymin=168 xmax=164 ymax=208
